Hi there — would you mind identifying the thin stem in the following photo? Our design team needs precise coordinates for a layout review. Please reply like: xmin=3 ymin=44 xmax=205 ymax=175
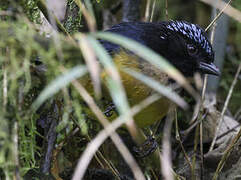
xmin=150 ymin=0 xmax=156 ymax=22
xmin=144 ymin=0 xmax=151 ymax=22
xmin=165 ymin=0 xmax=168 ymax=20
xmin=212 ymin=125 xmax=241 ymax=180
xmin=205 ymin=0 xmax=233 ymax=31
xmin=209 ymin=62 xmax=241 ymax=152
xmin=161 ymin=107 xmax=175 ymax=180
xmin=71 ymin=80 xmax=146 ymax=180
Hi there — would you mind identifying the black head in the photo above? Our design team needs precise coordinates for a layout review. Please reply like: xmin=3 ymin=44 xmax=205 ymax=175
xmin=159 ymin=20 xmax=220 ymax=76
xmin=101 ymin=20 xmax=220 ymax=77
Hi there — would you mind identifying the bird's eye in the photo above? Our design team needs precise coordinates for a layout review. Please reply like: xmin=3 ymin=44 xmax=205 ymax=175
xmin=187 ymin=44 xmax=198 ymax=55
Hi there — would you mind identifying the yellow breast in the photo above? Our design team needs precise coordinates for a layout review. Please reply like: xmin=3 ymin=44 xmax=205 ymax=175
xmin=81 ymin=51 xmax=170 ymax=128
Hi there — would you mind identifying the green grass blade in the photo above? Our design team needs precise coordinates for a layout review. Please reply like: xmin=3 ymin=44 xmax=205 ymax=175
xmin=123 ymin=68 xmax=188 ymax=109
xmin=93 ymin=32 xmax=198 ymax=99
xmin=32 ymin=65 xmax=87 ymax=110
xmin=86 ymin=35 xmax=130 ymax=115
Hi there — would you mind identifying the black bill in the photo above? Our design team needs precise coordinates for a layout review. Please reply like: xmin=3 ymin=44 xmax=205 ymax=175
xmin=199 ymin=62 xmax=220 ymax=76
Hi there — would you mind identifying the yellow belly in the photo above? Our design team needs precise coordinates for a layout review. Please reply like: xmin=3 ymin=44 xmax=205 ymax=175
xmin=80 ymin=51 xmax=170 ymax=128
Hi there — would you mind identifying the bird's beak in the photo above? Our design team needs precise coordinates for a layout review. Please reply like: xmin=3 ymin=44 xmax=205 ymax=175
xmin=199 ymin=62 xmax=220 ymax=76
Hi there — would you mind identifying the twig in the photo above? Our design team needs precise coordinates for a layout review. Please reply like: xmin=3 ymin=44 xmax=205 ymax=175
xmin=212 ymin=125 xmax=241 ymax=180
xmin=95 ymin=150 xmax=121 ymax=179
xmin=2 ymin=48 xmax=9 ymax=110
xmin=209 ymin=62 xmax=241 ymax=152
xmin=199 ymin=118 xmax=204 ymax=180
xmin=13 ymin=122 xmax=20 ymax=180
xmin=234 ymin=107 xmax=241 ymax=120
xmin=3 ymin=66 xmax=7 ymax=109
xmin=205 ymin=0 xmax=233 ymax=31
xmin=74 ymin=0 xmax=96 ymax=32
xmin=70 ymin=80 xmax=147 ymax=180
xmin=175 ymin=108 xmax=192 ymax=171
xmin=78 ymin=34 xmax=101 ymax=98
xmin=182 ymin=111 xmax=208 ymax=137
xmin=150 ymin=0 xmax=156 ymax=22
xmin=41 ymin=102 xmax=59 ymax=174
xmin=161 ymin=107 xmax=175 ymax=180
xmin=196 ymin=6 xmax=218 ymax=177
xmin=37 ymin=0 xmax=70 ymax=35
xmin=144 ymin=0 xmax=151 ymax=22
xmin=191 ymin=125 xmax=199 ymax=180
xmin=165 ymin=0 xmax=168 ymax=20
xmin=200 ymin=0 xmax=241 ymax=23
xmin=187 ymin=16 xmax=216 ymax=125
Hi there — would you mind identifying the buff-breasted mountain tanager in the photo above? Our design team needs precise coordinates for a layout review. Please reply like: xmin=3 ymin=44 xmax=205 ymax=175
xmin=81 ymin=20 xmax=220 ymax=128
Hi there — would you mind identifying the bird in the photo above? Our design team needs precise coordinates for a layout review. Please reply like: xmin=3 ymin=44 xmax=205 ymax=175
xmin=81 ymin=20 xmax=220 ymax=128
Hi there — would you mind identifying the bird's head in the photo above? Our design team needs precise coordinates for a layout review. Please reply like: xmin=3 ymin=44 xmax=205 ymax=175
xmin=158 ymin=20 xmax=220 ymax=77
xmin=101 ymin=20 xmax=220 ymax=77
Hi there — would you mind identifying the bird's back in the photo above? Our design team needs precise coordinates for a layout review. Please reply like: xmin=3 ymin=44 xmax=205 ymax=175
xmin=100 ymin=22 xmax=168 ymax=55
